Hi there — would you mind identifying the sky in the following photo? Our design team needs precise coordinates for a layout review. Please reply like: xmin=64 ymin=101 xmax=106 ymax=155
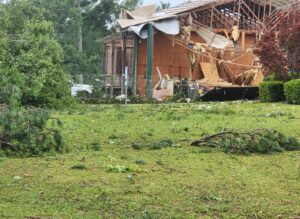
xmin=142 ymin=0 xmax=186 ymax=7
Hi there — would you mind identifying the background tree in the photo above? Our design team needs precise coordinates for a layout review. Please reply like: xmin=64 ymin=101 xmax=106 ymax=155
xmin=31 ymin=0 xmax=142 ymax=84
xmin=0 ymin=0 xmax=72 ymax=108
xmin=278 ymin=9 xmax=300 ymax=79
xmin=255 ymin=32 xmax=288 ymax=81
xmin=157 ymin=0 xmax=171 ymax=11
xmin=255 ymin=8 xmax=300 ymax=81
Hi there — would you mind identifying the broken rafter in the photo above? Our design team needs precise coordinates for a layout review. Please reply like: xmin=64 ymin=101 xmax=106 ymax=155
xmin=241 ymin=0 xmax=264 ymax=28
xmin=212 ymin=7 xmax=232 ymax=29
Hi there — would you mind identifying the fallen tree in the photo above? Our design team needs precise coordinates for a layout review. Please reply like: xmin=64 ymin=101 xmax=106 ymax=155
xmin=191 ymin=129 xmax=300 ymax=155
xmin=0 ymin=82 xmax=64 ymax=157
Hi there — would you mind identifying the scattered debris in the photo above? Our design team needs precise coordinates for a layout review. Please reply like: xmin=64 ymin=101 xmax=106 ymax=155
xmin=132 ymin=139 xmax=181 ymax=150
xmin=13 ymin=176 xmax=22 ymax=180
xmin=24 ymin=173 xmax=33 ymax=178
xmin=135 ymin=159 xmax=146 ymax=165
xmin=106 ymin=165 xmax=132 ymax=173
xmin=71 ymin=163 xmax=87 ymax=170
xmin=89 ymin=142 xmax=101 ymax=151
xmin=127 ymin=174 xmax=134 ymax=181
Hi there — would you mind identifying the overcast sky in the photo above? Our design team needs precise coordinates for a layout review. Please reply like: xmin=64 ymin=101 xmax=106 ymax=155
xmin=142 ymin=0 xmax=186 ymax=6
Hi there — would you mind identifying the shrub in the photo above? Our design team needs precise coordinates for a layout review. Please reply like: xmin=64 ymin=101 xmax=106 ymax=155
xmin=259 ymin=81 xmax=285 ymax=102
xmin=76 ymin=90 xmax=91 ymax=103
xmin=284 ymin=79 xmax=300 ymax=104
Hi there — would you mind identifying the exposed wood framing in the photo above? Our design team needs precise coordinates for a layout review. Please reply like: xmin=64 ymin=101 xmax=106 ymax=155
xmin=241 ymin=31 xmax=246 ymax=50
xmin=189 ymin=0 xmax=296 ymax=31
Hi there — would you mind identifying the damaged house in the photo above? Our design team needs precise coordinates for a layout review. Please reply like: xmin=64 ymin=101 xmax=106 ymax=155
xmin=102 ymin=0 xmax=297 ymax=100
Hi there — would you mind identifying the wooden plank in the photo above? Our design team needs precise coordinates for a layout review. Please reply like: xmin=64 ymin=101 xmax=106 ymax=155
xmin=241 ymin=31 xmax=246 ymax=50
xmin=200 ymin=61 xmax=220 ymax=82
xmin=238 ymin=0 xmax=241 ymax=26
xmin=210 ymin=7 xmax=214 ymax=28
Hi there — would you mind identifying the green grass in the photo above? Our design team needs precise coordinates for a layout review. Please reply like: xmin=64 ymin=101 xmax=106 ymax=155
xmin=0 ymin=102 xmax=300 ymax=218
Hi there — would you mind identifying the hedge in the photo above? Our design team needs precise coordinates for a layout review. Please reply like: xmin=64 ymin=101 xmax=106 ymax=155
xmin=284 ymin=79 xmax=300 ymax=104
xmin=259 ymin=81 xmax=285 ymax=102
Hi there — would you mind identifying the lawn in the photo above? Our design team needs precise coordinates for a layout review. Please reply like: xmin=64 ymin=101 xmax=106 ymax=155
xmin=0 ymin=102 xmax=299 ymax=218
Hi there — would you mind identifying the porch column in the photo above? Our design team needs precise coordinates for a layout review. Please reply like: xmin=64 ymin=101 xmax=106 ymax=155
xmin=121 ymin=34 xmax=127 ymax=95
xmin=132 ymin=35 xmax=138 ymax=96
xmin=110 ymin=41 xmax=115 ymax=98
xmin=146 ymin=24 xmax=154 ymax=99
xmin=101 ymin=43 xmax=107 ymax=96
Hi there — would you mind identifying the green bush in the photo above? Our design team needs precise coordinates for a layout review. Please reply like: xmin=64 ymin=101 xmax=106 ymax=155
xmin=259 ymin=81 xmax=285 ymax=102
xmin=284 ymin=79 xmax=300 ymax=104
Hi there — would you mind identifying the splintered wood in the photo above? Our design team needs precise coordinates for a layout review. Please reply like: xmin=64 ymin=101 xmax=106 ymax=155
xmin=199 ymin=61 xmax=235 ymax=87
xmin=200 ymin=62 xmax=220 ymax=82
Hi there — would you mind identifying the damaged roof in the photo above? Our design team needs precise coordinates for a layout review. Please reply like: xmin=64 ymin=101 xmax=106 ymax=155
xmin=118 ymin=0 xmax=226 ymax=28
xmin=118 ymin=0 xmax=296 ymax=29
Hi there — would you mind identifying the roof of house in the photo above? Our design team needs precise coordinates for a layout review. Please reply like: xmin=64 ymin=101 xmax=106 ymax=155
xmin=118 ymin=0 xmax=296 ymax=29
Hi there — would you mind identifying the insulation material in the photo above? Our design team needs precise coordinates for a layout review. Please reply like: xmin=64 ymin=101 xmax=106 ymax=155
xmin=128 ymin=18 xmax=180 ymax=39
xmin=231 ymin=26 xmax=240 ymax=42
xmin=193 ymin=26 xmax=233 ymax=49
xmin=181 ymin=26 xmax=192 ymax=41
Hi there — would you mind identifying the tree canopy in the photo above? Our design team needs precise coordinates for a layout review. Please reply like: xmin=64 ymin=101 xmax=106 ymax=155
xmin=0 ymin=0 xmax=71 ymax=108
xmin=30 ymin=0 xmax=143 ymax=83
xmin=255 ymin=9 xmax=300 ymax=81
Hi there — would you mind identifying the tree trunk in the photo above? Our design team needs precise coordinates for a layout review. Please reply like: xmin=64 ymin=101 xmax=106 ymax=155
xmin=76 ymin=0 xmax=83 ymax=52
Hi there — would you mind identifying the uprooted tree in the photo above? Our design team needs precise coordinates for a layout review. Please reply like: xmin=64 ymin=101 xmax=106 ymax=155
xmin=255 ymin=8 xmax=300 ymax=81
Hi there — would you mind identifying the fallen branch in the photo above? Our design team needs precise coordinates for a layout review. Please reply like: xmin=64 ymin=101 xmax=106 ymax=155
xmin=191 ymin=129 xmax=300 ymax=154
